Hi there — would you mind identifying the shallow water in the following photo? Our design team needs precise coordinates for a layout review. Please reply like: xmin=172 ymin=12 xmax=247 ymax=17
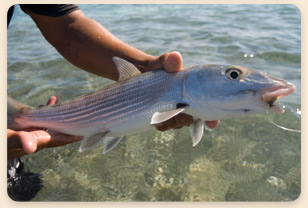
xmin=7 ymin=4 xmax=300 ymax=201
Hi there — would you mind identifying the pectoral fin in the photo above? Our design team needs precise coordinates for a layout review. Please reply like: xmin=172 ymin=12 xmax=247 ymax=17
xmin=189 ymin=119 xmax=205 ymax=147
xmin=79 ymin=131 xmax=109 ymax=152
xmin=150 ymin=108 xmax=186 ymax=125
xmin=102 ymin=136 xmax=125 ymax=154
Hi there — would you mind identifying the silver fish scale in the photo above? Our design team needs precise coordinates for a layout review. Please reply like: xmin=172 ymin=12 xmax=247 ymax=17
xmin=17 ymin=70 xmax=186 ymax=135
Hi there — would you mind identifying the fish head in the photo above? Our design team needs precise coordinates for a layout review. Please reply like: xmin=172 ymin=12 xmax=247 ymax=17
xmin=183 ymin=64 xmax=295 ymax=120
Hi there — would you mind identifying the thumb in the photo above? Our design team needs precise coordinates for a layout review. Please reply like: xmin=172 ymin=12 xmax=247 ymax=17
xmin=146 ymin=51 xmax=183 ymax=73
xmin=18 ymin=131 xmax=38 ymax=154
xmin=162 ymin=51 xmax=183 ymax=73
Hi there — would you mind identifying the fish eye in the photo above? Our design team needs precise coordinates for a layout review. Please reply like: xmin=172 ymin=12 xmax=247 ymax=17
xmin=226 ymin=68 xmax=242 ymax=80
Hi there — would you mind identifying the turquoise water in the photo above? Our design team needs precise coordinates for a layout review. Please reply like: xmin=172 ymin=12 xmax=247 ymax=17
xmin=7 ymin=4 xmax=301 ymax=201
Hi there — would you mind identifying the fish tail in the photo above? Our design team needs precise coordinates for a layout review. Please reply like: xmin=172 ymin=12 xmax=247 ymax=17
xmin=7 ymin=96 xmax=30 ymax=129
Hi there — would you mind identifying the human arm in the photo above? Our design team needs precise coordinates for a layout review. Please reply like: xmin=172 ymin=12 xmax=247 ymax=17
xmin=25 ymin=8 xmax=180 ymax=80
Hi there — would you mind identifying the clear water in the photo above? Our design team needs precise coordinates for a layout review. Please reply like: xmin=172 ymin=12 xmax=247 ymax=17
xmin=7 ymin=4 xmax=301 ymax=201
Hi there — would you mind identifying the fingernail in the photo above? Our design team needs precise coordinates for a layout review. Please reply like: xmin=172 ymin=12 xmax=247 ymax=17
xmin=172 ymin=51 xmax=181 ymax=55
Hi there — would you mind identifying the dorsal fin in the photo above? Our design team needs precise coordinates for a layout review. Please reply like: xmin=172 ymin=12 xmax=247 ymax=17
xmin=112 ymin=57 xmax=141 ymax=81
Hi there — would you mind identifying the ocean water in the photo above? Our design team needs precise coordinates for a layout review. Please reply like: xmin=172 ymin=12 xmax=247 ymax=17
xmin=7 ymin=4 xmax=301 ymax=201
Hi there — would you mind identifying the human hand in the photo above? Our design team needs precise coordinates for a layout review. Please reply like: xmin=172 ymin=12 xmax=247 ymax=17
xmin=143 ymin=51 xmax=220 ymax=131
xmin=7 ymin=96 xmax=83 ymax=160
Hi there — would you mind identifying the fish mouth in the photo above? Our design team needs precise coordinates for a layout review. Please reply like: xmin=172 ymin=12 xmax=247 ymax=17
xmin=260 ymin=83 xmax=296 ymax=113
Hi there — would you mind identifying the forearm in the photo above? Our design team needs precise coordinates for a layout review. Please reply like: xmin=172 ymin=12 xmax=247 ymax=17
xmin=28 ymin=9 xmax=156 ymax=80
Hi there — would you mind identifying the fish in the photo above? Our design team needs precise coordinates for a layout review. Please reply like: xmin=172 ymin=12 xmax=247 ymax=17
xmin=7 ymin=57 xmax=296 ymax=154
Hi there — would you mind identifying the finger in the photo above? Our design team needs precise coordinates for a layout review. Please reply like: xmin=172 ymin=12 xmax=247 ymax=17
xmin=155 ymin=117 xmax=181 ymax=131
xmin=44 ymin=133 xmax=83 ymax=148
xmin=164 ymin=117 xmax=180 ymax=129
xmin=164 ymin=113 xmax=193 ymax=129
xmin=18 ymin=131 xmax=39 ymax=154
xmin=7 ymin=130 xmax=38 ymax=159
xmin=26 ymin=130 xmax=52 ymax=152
xmin=154 ymin=123 xmax=169 ymax=131
xmin=46 ymin=96 xmax=58 ymax=106
xmin=145 ymin=51 xmax=183 ymax=72
xmin=173 ymin=113 xmax=193 ymax=127
xmin=154 ymin=113 xmax=193 ymax=131
xmin=7 ymin=129 xmax=24 ymax=150
xmin=163 ymin=51 xmax=183 ymax=73
xmin=32 ymin=130 xmax=82 ymax=150
xmin=23 ymin=130 xmax=83 ymax=151
xmin=205 ymin=120 xmax=220 ymax=128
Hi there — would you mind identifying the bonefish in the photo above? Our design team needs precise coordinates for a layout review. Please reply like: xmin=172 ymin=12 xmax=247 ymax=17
xmin=8 ymin=57 xmax=296 ymax=154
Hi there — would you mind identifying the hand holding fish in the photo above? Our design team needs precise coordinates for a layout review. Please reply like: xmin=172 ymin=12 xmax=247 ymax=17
xmin=7 ymin=96 xmax=83 ymax=160
xmin=144 ymin=51 xmax=219 ymax=131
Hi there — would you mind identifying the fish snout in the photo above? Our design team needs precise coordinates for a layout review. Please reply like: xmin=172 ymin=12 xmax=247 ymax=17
xmin=260 ymin=80 xmax=296 ymax=113
xmin=267 ymin=74 xmax=294 ymax=87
